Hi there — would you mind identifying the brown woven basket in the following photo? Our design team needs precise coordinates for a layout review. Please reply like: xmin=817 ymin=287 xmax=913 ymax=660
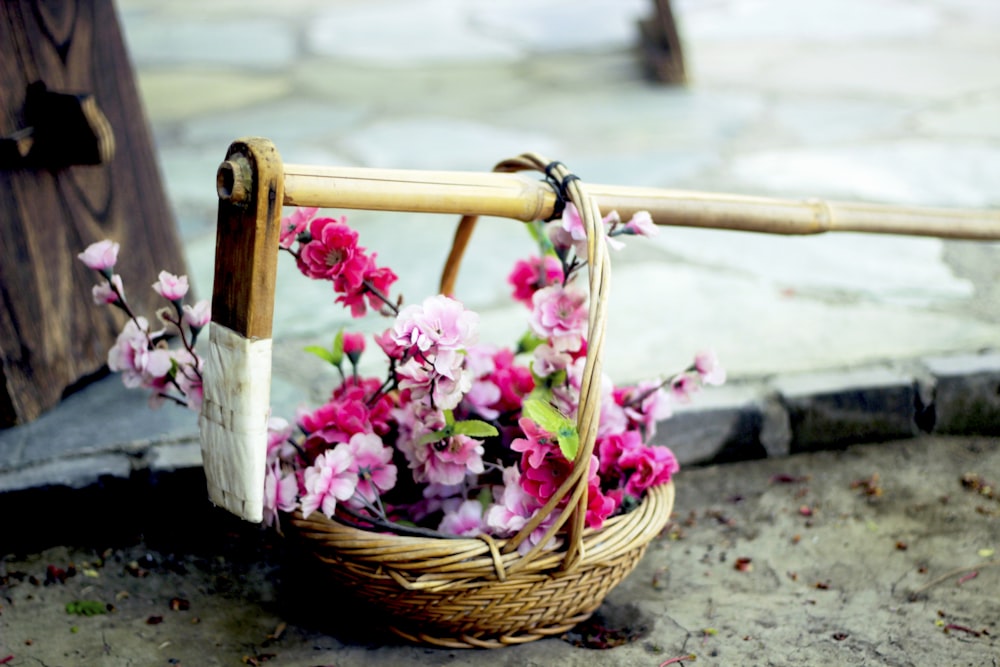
xmin=283 ymin=154 xmax=677 ymax=648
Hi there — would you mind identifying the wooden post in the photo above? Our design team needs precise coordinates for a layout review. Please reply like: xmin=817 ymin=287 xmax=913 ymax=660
xmin=0 ymin=0 xmax=188 ymax=427
xmin=199 ymin=138 xmax=283 ymax=522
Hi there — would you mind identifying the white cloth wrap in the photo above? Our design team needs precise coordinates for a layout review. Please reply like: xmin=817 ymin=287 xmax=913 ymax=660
xmin=198 ymin=321 xmax=272 ymax=523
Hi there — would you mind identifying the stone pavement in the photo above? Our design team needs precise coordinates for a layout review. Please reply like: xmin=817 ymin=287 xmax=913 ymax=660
xmin=3 ymin=0 xmax=1000 ymax=490
xmin=1 ymin=0 xmax=1000 ymax=664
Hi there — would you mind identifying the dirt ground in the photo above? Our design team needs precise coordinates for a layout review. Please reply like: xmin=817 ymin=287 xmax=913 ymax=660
xmin=2 ymin=435 xmax=998 ymax=666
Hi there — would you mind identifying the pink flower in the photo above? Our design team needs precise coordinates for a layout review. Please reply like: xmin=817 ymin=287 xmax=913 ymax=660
xmin=78 ymin=240 xmax=119 ymax=272
xmin=549 ymin=203 xmax=588 ymax=259
xmin=279 ymin=207 xmax=318 ymax=249
xmin=508 ymin=255 xmax=564 ymax=307
xmin=152 ymin=271 xmax=189 ymax=301
xmin=391 ymin=295 xmax=479 ymax=375
xmin=300 ymin=447 xmax=358 ymax=519
xmin=182 ymin=300 xmax=211 ymax=330
xmin=485 ymin=466 xmax=539 ymax=536
xmin=400 ymin=432 xmax=485 ymax=486
xmin=529 ymin=285 xmax=587 ymax=352
xmin=266 ymin=416 xmax=297 ymax=464
xmin=694 ymin=350 xmax=726 ymax=386
xmin=171 ymin=351 xmax=204 ymax=412
xmin=624 ymin=210 xmax=657 ymax=237
xmin=107 ymin=318 xmax=163 ymax=388
xmin=532 ymin=342 xmax=572 ymax=377
xmin=296 ymin=216 xmax=364 ymax=283
xmin=437 ymin=499 xmax=485 ymax=537
xmin=396 ymin=358 xmax=471 ymax=411
xmin=263 ymin=460 xmax=299 ymax=528
xmin=615 ymin=381 xmax=672 ymax=440
xmin=344 ymin=432 xmax=397 ymax=506
xmin=92 ymin=275 xmax=124 ymax=304
xmin=671 ymin=373 xmax=699 ymax=403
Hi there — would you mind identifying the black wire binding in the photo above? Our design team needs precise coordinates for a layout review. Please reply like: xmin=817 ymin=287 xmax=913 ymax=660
xmin=543 ymin=161 xmax=582 ymax=221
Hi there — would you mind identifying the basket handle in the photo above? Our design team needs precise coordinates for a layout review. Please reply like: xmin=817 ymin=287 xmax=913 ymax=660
xmin=439 ymin=154 xmax=610 ymax=572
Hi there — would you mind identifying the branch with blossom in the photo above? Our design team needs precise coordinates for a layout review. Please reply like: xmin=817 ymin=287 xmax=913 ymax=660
xmin=78 ymin=240 xmax=210 ymax=411
xmin=83 ymin=204 xmax=724 ymax=547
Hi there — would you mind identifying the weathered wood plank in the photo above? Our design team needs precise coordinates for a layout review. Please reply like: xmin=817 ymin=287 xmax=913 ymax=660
xmin=0 ymin=0 xmax=187 ymax=427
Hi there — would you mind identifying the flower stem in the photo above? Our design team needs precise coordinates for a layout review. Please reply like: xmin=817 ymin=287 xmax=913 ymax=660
xmin=362 ymin=278 xmax=398 ymax=316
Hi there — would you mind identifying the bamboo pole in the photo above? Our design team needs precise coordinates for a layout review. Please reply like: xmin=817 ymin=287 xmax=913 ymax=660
xmin=266 ymin=163 xmax=1000 ymax=240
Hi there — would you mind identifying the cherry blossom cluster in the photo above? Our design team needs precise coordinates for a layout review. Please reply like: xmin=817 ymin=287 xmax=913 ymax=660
xmin=78 ymin=240 xmax=210 ymax=411
xmin=262 ymin=206 xmax=725 ymax=551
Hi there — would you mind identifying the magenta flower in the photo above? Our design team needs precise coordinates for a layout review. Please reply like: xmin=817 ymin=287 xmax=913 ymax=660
xmin=335 ymin=255 xmax=398 ymax=318
xmin=181 ymin=300 xmax=211 ymax=330
xmin=296 ymin=217 xmax=363 ymax=282
xmin=92 ymin=275 xmax=124 ymax=305
xmin=507 ymin=255 xmax=564 ymax=307
xmin=299 ymin=396 xmax=372 ymax=448
xmin=619 ymin=444 xmax=679 ymax=497
xmin=694 ymin=350 xmax=726 ymax=386
xmin=300 ymin=447 xmax=358 ymax=519
xmin=341 ymin=331 xmax=366 ymax=362
xmin=529 ymin=285 xmax=587 ymax=352
xmin=78 ymin=240 xmax=119 ymax=272
xmin=279 ymin=207 xmax=319 ymax=249
xmin=585 ymin=459 xmax=616 ymax=529
xmin=510 ymin=418 xmax=577 ymax=505
xmin=344 ymin=432 xmax=397 ymax=506
xmin=263 ymin=460 xmax=300 ymax=528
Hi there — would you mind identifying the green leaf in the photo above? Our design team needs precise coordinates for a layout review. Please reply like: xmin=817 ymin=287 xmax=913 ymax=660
xmin=66 ymin=600 xmax=107 ymax=616
xmin=330 ymin=329 xmax=345 ymax=366
xmin=517 ymin=330 xmax=545 ymax=355
xmin=443 ymin=409 xmax=455 ymax=426
xmin=522 ymin=398 xmax=579 ymax=460
xmin=522 ymin=397 xmax=567 ymax=433
xmin=452 ymin=420 xmax=499 ymax=438
xmin=417 ymin=426 xmax=453 ymax=446
xmin=556 ymin=429 xmax=579 ymax=461
xmin=475 ymin=486 xmax=493 ymax=513
xmin=303 ymin=345 xmax=336 ymax=364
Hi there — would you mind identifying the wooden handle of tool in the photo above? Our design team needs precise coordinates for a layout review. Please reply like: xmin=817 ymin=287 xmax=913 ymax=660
xmin=247 ymin=163 xmax=1000 ymax=241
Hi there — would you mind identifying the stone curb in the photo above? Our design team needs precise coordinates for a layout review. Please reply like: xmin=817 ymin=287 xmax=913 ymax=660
xmin=3 ymin=351 xmax=1000 ymax=494
xmin=658 ymin=350 xmax=1000 ymax=466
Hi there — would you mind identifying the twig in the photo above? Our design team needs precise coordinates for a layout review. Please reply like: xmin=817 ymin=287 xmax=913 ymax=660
xmin=659 ymin=655 xmax=696 ymax=666
xmin=909 ymin=559 xmax=1000 ymax=599
xmin=335 ymin=503 xmax=463 ymax=540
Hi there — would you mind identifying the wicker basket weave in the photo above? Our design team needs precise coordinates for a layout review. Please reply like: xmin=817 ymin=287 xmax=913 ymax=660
xmin=282 ymin=154 xmax=676 ymax=648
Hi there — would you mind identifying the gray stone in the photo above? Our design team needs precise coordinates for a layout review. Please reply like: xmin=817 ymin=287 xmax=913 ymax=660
xmin=655 ymin=384 xmax=768 ymax=465
xmin=124 ymin=19 xmax=299 ymax=69
xmin=774 ymin=367 xmax=918 ymax=452
xmin=923 ymin=352 xmax=1000 ymax=435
